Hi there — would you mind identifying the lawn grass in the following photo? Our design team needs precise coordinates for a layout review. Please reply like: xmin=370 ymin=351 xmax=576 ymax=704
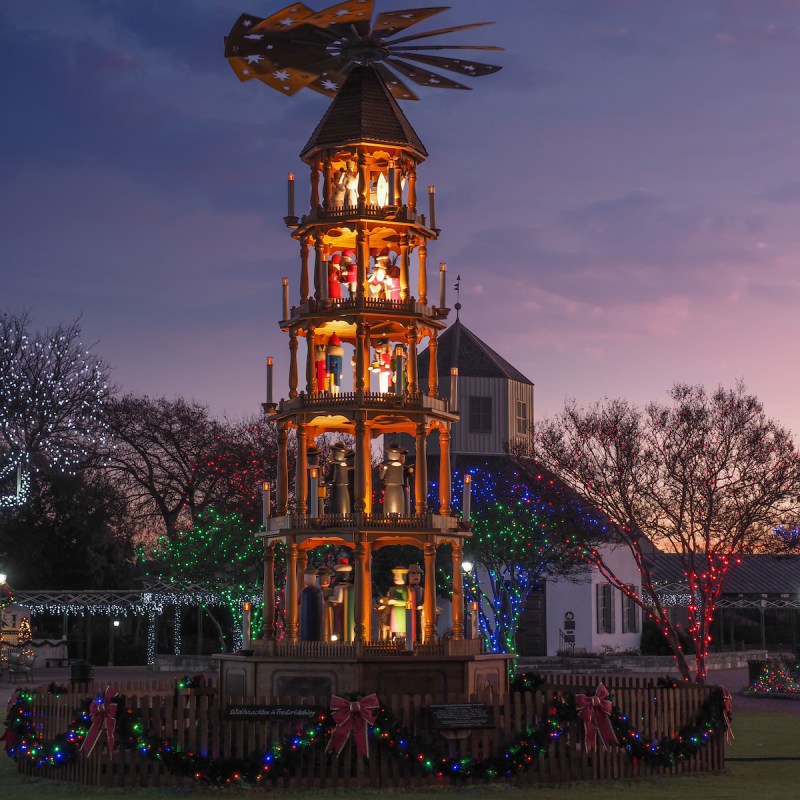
xmin=0 ymin=708 xmax=797 ymax=799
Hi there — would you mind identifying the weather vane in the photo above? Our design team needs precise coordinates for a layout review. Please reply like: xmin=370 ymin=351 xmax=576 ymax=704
xmin=224 ymin=1 xmax=503 ymax=101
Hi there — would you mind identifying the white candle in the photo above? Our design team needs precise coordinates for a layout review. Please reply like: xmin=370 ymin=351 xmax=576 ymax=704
xmin=428 ymin=184 xmax=436 ymax=229
xmin=450 ymin=367 xmax=458 ymax=412
xmin=462 ymin=473 xmax=471 ymax=522
xmin=266 ymin=357 xmax=274 ymax=404
xmin=262 ymin=482 xmax=271 ymax=526
xmin=309 ymin=467 xmax=319 ymax=517
xmin=288 ymin=172 xmax=295 ymax=217
xmin=388 ymin=164 xmax=396 ymax=205
xmin=282 ymin=277 xmax=289 ymax=319
xmin=242 ymin=600 xmax=251 ymax=649
xmin=439 ymin=262 xmax=446 ymax=308
xmin=394 ymin=345 xmax=405 ymax=396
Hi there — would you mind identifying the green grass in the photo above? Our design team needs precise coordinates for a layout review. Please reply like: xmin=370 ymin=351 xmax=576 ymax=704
xmin=1 ymin=709 xmax=797 ymax=799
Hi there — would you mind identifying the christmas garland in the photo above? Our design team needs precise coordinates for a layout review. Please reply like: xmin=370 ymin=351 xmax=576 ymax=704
xmin=2 ymin=684 xmax=727 ymax=786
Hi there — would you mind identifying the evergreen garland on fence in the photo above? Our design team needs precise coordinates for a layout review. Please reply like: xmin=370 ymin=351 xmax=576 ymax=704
xmin=2 ymin=684 xmax=728 ymax=787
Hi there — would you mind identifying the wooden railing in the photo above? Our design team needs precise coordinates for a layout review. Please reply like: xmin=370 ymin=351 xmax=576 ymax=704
xmin=262 ymin=638 xmax=484 ymax=658
xmin=17 ymin=679 xmax=724 ymax=789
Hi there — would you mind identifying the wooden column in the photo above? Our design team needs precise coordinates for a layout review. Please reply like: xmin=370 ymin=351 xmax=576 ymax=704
xmin=300 ymin=236 xmax=310 ymax=304
xmin=306 ymin=327 xmax=316 ymax=393
xmin=355 ymin=321 xmax=366 ymax=392
xmin=451 ymin=542 xmax=464 ymax=641
xmin=296 ymin=421 xmax=308 ymax=516
xmin=439 ymin=427 xmax=452 ymax=516
xmin=406 ymin=326 xmax=418 ymax=395
xmin=358 ymin=152 xmax=369 ymax=209
xmin=356 ymin=226 xmax=368 ymax=300
xmin=310 ymin=161 xmax=320 ymax=209
xmin=418 ymin=244 xmax=428 ymax=305
xmin=288 ymin=329 xmax=299 ymax=398
xmin=361 ymin=540 xmax=373 ymax=642
xmin=354 ymin=538 xmax=368 ymax=643
xmin=322 ymin=155 xmax=332 ymax=209
xmin=263 ymin=541 xmax=275 ymax=640
xmin=428 ymin=331 xmax=439 ymax=398
xmin=408 ymin=164 xmax=417 ymax=212
xmin=277 ymin=424 xmax=289 ymax=515
xmin=354 ymin=413 xmax=368 ymax=513
xmin=314 ymin=235 xmax=324 ymax=300
xmin=423 ymin=543 xmax=437 ymax=642
xmin=415 ymin=422 xmax=427 ymax=514
xmin=361 ymin=322 xmax=371 ymax=393
xmin=399 ymin=234 xmax=410 ymax=300
xmin=286 ymin=542 xmax=299 ymax=643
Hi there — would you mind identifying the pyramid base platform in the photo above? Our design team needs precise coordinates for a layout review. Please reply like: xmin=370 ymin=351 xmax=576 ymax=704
xmin=215 ymin=639 xmax=514 ymax=702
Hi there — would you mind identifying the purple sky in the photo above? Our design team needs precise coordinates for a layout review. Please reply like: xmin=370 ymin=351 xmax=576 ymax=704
xmin=3 ymin=1 xmax=800 ymax=437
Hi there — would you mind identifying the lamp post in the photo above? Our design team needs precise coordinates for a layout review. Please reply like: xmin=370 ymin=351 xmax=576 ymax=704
xmin=462 ymin=561 xmax=480 ymax=640
xmin=108 ymin=619 xmax=120 ymax=666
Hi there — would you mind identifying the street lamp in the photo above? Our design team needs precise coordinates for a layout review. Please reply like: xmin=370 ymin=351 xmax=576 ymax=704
xmin=462 ymin=561 xmax=480 ymax=640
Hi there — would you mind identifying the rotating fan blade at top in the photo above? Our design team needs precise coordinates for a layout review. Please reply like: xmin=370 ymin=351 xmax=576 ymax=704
xmin=372 ymin=6 xmax=449 ymax=38
xmin=225 ymin=4 xmax=502 ymax=99
xmin=387 ymin=58 xmax=470 ymax=90
xmin=390 ymin=52 xmax=502 ymax=78
xmin=386 ymin=20 xmax=495 ymax=46
xmin=373 ymin=62 xmax=420 ymax=101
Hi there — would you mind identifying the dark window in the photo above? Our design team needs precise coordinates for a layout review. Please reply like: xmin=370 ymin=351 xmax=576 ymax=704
xmin=469 ymin=396 xmax=492 ymax=433
xmin=516 ymin=400 xmax=528 ymax=435
xmin=596 ymin=583 xmax=615 ymax=634
xmin=622 ymin=585 xmax=639 ymax=634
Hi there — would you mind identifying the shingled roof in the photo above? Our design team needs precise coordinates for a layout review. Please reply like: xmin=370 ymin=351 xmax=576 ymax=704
xmin=300 ymin=66 xmax=428 ymax=160
xmin=418 ymin=318 xmax=534 ymax=386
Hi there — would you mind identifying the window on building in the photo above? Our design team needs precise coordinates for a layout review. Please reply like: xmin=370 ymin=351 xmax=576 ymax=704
xmin=622 ymin=585 xmax=639 ymax=634
xmin=469 ymin=396 xmax=492 ymax=433
xmin=516 ymin=400 xmax=528 ymax=435
xmin=596 ymin=583 xmax=615 ymax=634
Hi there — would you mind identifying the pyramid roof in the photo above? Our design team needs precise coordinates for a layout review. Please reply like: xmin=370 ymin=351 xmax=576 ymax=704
xmin=300 ymin=66 xmax=428 ymax=160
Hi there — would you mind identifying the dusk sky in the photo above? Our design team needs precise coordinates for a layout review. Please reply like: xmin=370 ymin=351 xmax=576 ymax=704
xmin=3 ymin=1 xmax=800 ymax=437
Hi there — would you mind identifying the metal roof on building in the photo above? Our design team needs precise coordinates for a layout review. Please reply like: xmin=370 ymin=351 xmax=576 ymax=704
xmin=649 ymin=552 xmax=800 ymax=595
xmin=418 ymin=318 xmax=534 ymax=386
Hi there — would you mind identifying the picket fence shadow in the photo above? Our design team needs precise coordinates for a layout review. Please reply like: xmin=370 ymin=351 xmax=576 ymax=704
xmin=16 ymin=675 xmax=724 ymax=788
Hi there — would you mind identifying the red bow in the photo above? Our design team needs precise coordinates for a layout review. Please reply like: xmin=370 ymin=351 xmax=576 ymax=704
xmin=81 ymin=686 xmax=118 ymax=757
xmin=326 ymin=694 xmax=380 ymax=759
xmin=575 ymin=683 xmax=617 ymax=752
xmin=1 ymin=690 xmax=21 ymax=752
xmin=721 ymin=686 xmax=734 ymax=742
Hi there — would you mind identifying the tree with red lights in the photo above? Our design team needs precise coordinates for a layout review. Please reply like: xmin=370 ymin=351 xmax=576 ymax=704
xmin=533 ymin=383 xmax=800 ymax=683
xmin=104 ymin=398 xmax=288 ymax=542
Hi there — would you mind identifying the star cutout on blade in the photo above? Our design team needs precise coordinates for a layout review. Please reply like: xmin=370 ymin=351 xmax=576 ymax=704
xmin=224 ymin=2 xmax=503 ymax=100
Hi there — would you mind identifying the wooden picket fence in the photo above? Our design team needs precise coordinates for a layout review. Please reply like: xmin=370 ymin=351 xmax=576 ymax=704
xmin=16 ymin=676 xmax=725 ymax=788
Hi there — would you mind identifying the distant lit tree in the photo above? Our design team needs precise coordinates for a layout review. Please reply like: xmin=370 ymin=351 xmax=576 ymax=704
xmin=534 ymin=383 xmax=800 ymax=683
xmin=141 ymin=508 xmax=266 ymax=652
xmin=458 ymin=464 xmax=597 ymax=655
xmin=0 ymin=312 xmax=110 ymax=506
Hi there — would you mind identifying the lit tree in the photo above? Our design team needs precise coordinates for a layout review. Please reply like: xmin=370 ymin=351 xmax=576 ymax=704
xmin=141 ymin=508 xmax=266 ymax=652
xmin=0 ymin=312 xmax=110 ymax=506
xmin=533 ymin=383 xmax=800 ymax=683
xmin=457 ymin=463 xmax=597 ymax=655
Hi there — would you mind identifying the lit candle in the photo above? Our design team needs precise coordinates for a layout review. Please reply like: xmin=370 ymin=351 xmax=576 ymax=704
xmin=462 ymin=473 xmax=471 ymax=523
xmin=266 ymin=356 xmax=274 ymax=404
xmin=262 ymin=481 xmax=271 ymax=526
xmin=450 ymin=367 xmax=458 ymax=412
xmin=242 ymin=600 xmax=251 ymax=649
xmin=309 ymin=467 xmax=319 ymax=517
xmin=405 ymin=600 xmax=415 ymax=650
xmin=439 ymin=262 xmax=446 ymax=308
xmin=282 ymin=276 xmax=289 ymax=319
xmin=428 ymin=184 xmax=436 ymax=229
xmin=288 ymin=172 xmax=295 ymax=217
xmin=471 ymin=601 xmax=479 ymax=639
